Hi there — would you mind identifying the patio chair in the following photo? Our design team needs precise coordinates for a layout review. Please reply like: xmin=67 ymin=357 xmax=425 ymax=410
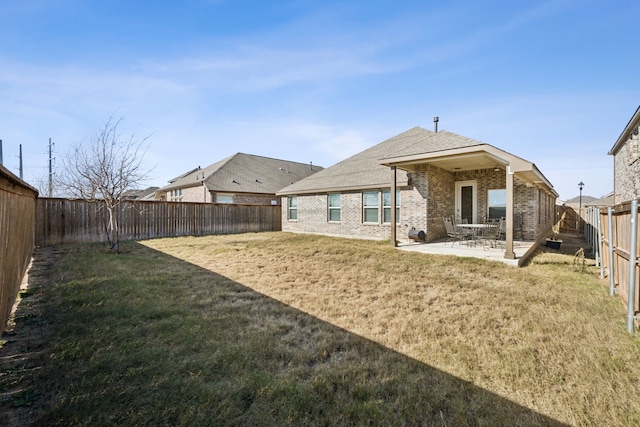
xmin=480 ymin=217 xmax=501 ymax=250
xmin=443 ymin=216 xmax=467 ymax=246
xmin=452 ymin=216 xmax=475 ymax=244
xmin=493 ymin=217 xmax=506 ymax=248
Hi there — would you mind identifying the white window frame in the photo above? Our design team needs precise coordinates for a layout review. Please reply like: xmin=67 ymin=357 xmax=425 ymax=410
xmin=363 ymin=191 xmax=379 ymax=223
xmin=216 ymin=194 xmax=235 ymax=204
xmin=288 ymin=196 xmax=298 ymax=220
xmin=328 ymin=193 xmax=341 ymax=222
xmin=170 ymin=189 xmax=184 ymax=202
xmin=487 ymin=189 xmax=506 ymax=219
xmin=455 ymin=180 xmax=477 ymax=223
xmin=383 ymin=190 xmax=400 ymax=224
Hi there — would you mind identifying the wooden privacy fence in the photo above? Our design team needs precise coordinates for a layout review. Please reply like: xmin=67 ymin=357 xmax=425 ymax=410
xmin=36 ymin=198 xmax=282 ymax=246
xmin=556 ymin=205 xmax=581 ymax=233
xmin=0 ymin=165 xmax=38 ymax=333
xmin=590 ymin=201 xmax=640 ymax=332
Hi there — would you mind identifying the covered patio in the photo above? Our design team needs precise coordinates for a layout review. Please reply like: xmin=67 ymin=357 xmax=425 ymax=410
xmin=379 ymin=133 xmax=558 ymax=263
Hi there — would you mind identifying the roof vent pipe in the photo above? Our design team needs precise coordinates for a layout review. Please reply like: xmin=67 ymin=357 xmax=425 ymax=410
xmin=433 ymin=116 xmax=439 ymax=133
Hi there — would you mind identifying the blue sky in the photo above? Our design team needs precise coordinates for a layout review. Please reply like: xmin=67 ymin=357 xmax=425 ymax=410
xmin=1 ymin=0 xmax=638 ymax=200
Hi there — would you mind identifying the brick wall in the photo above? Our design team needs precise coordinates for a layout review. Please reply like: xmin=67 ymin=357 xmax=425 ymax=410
xmin=182 ymin=185 xmax=210 ymax=203
xmin=613 ymin=139 xmax=640 ymax=203
xmin=282 ymin=166 xmax=555 ymax=242
xmin=167 ymin=186 xmax=279 ymax=205
xmin=282 ymin=190 xmax=413 ymax=240
xmin=424 ymin=165 xmax=454 ymax=240
xmin=227 ymin=193 xmax=280 ymax=205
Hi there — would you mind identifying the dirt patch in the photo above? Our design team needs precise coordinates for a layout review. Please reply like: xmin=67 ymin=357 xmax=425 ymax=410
xmin=0 ymin=247 xmax=59 ymax=427
xmin=538 ymin=231 xmax=594 ymax=258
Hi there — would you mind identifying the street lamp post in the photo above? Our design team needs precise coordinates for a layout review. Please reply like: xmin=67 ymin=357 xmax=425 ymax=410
xmin=578 ymin=181 xmax=584 ymax=232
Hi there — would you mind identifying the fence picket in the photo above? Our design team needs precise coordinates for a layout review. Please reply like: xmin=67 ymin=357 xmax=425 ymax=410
xmin=594 ymin=202 xmax=640 ymax=331
xmin=35 ymin=198 xmax=282 ymax=246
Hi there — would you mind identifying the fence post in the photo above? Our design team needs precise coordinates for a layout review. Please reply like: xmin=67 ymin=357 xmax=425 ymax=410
xmin=608 ymin=207 xmax=615 ymax=296
xmin=592 ymin=208 xmax=597 ymax=267
xmin=597 ymin=208 xmax=603 ymax=273
xmin=584 ymin=207 xmax=589 ymax=243
xmin=628 ymin=199 xmax=638 ymax=333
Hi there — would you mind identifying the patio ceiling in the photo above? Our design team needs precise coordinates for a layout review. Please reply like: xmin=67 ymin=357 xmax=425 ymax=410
xmin=394 ymin=150 xmax=503 ymax=173
xmin=379 ymin=144 xmax=558 ymax=197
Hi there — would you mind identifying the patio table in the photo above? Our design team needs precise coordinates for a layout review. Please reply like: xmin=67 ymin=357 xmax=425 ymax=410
xmin=456 ymin=223 xmax=498 ymax=244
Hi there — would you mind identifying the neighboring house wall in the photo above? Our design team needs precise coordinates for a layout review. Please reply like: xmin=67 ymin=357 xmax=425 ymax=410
xmin=613 ymin=140 xmax=640 ymax=203
xmin=164 ymin=186 xmax=280 ymax=205
xmin=181 ymin=184 xmax=211 ymax=203
xmin=283 ymin=166 xmax=555 ymax=242
xmin=212 ymin=192 xmax=280 ymax=206
xmin=609 ymin=106 xmax=640 ymax=204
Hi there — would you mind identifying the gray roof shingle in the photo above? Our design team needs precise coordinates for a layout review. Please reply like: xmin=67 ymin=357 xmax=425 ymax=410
xmin=278 ymin=127 xmax=484 ymax=194
xmin=159 ymin=153 xmax=322 ymax=194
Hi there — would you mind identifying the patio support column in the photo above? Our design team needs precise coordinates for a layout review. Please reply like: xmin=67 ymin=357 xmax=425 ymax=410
xmin=504 ymin=166 xmax=516 ymax=259
xmin=390 ymin=166 xmax=397 ymax=247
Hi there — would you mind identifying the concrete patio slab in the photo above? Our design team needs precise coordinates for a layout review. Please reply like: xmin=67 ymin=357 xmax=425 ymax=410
xmin=396 ymin=238 xmax=538 ymax=267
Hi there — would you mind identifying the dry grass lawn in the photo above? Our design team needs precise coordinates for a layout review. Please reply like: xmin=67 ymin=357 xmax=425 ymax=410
xmin=2 ymin=231 xmax=639 ymax=426
xmin=141 ymin=232 xmax=640 ymax=425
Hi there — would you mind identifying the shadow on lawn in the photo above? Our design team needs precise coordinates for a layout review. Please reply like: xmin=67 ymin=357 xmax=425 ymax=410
xmin=1 ymin=242 xmax=569 ymax=426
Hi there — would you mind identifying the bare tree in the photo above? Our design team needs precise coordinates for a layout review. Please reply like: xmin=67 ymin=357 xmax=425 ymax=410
xmin=59 ymin=115 xmax=152 ymax=252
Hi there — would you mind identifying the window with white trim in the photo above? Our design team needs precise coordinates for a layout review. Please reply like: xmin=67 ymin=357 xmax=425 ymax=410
xmin=328 ymin=193 xmax=341 ymax=222
xmin=487 ymin=189 xmax=506 ymax=219
xmin=170 ymin=189 xmax=184 ymax=202
xmin=631 ymin=127 xmax=640 ymax=160
xmin=363 ymin=191 xmax=379 ymax=223
xmin=217 ymin=194 xmax=234 ymax=204
xmin=383 ymin=190 xmax=400 ymax=223
xmin=288 ymin=196 xmax=298 ymax=220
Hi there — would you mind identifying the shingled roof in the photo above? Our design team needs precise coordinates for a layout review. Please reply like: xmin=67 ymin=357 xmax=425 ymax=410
xmin=278 ymin=127 xmax=484 ymax=195
xmin=159 ymin=153 xmax=322 ymax=194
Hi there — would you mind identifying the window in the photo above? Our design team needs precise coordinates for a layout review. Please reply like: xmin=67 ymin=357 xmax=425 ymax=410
xmin=487 ymin=189 xmax=506 ymax=219
xmin=363 ymin=191 xmax=379 ymax=223
xmin=631 ymin=127 xmax=640 ymax=160
xmin=328 ymin=193 xmax=341 ymax=222
xmin=217 ymin=194 xmax=234 ymax=204
xmin=170 ymin=189 xmax=184 ymax=202
xmin=288 ymin=196 xmax=298 ymax=220
xmin=383 ymin=190 xmax=400 ymax=223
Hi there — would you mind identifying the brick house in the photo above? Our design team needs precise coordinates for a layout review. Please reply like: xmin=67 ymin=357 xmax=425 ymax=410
xmin=278 ymin=127 xmax=557 ymax=260
xmin=609 ymin=105 xmax=640 ymax=205
xmin=155 ymin=153 xmax=322 ymax=205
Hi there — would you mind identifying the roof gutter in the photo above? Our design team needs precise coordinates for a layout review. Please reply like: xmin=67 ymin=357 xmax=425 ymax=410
xmin=277 ymin=181 xmax=410 ymax=196
xmin=609 ymin=105 xmax=640 ymax=155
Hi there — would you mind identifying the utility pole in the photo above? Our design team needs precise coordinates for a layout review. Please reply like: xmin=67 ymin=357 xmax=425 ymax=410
xmin=19 ymin=144 xmax=23 ymax=179
xmin=0 ymin=139 xmax=3 ymax=166
xmin=49 ymin=137 xmax=54 ymax=197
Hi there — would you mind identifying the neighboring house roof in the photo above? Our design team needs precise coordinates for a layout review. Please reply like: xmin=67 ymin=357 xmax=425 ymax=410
xmin=609 ymin=105 xmax=640 ymax=155
xmin=564 ymin=195 xmax=597 ymax=205
xmin=278 ymin=127 xmax=435 ymax=195
xmin=279 ymin=126 xmax=557 ymax=196
xmin=167 ymin=167 xmax=202 ymax=184
xmin=158 ymin=153 xmax=322 ymax=195
xmin=122 ymin=186 xmax=160 ymax=200
xmin=584 ymin=192 xmax=614 ymax=207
